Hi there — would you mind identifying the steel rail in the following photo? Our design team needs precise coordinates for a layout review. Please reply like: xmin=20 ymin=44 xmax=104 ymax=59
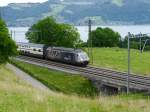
xmin=16 ymin=56 xmax=150 ymax=84
xmin=15 ymin=56 xmax=150 ymax=91
xmin=86 ymin=66 xmax=150 ymax=80
xmin=16 ymin=56 xmax=150 ymax=85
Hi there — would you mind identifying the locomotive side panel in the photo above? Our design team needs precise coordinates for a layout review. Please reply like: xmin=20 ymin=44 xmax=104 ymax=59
xmin=45 ymin=47 xmax=62 ymax=61
xmin=45 ymin=47 xmax=76 ymax=64
xmin=61 ymin=52 xmax=75 ymax=64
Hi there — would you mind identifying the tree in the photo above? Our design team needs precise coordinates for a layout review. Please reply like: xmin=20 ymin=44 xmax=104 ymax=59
xmin=26 ymin=17 xmax=81 ymax=48
xmin=0 ymin=19 xmax=17 ymax=64
xmin=88 ymin=27 xmax=121 ymax=47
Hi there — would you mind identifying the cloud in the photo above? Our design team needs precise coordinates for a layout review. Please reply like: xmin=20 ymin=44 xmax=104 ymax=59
xmin=0 ymin=0 xmax=47 ymax=6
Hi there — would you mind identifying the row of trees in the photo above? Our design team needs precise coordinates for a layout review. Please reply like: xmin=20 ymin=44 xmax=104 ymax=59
xmin=0 ymin=19 xmax=17 ymax=64
xmin=26 ymin=17 xmax=121 ymax=48
xmin=87 ymin=27 xmax=150 ymax=51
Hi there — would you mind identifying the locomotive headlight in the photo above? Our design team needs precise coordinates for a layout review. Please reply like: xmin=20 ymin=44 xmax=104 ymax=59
xmin=77 ymin=54 xmax=83 ymax=62
xmin=77 ymin=52 xmax=89 ymax=62
xmin=80 ymin=58 xmax=83 ymax=61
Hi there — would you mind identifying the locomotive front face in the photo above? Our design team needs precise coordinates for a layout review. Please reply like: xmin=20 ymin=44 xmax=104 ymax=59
xmin=76 ymin=52 xmax=89 ymax=65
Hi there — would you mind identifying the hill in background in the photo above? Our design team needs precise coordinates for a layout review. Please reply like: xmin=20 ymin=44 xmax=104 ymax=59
xmin=1 ymin=0 xmax=150 ymax=26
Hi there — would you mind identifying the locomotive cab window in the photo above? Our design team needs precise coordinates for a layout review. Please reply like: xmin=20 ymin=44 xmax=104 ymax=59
xmin=33 ymin=49 xmax=36 ymax=51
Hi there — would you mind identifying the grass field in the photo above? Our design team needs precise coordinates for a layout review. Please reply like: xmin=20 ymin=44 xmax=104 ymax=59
xmin=88 ymin=47 xmax=150 ymax=75
xmin=0 ymin=64 xmax=150 ymax=112
xmin=10 ymin=59 xmax=97 ymax=97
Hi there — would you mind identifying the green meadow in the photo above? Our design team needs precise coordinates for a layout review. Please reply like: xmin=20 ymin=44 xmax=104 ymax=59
xmin=88 ymin=47 xmax=150 ymax=75
xmin=0 ymin=64 xmax=150 ymax=112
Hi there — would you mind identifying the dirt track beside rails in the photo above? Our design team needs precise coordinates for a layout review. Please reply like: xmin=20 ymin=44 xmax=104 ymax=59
xmin=6 ymin=63 xmax=50 ymax=91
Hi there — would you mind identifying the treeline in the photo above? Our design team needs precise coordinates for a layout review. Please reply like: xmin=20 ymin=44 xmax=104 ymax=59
xmin=86 ymin=27 xmax=150 ymax=51
xmin=26 ymin=17 xmax=150 ymax=51
xmin=26 ymin=17 xmax=121 ymax=48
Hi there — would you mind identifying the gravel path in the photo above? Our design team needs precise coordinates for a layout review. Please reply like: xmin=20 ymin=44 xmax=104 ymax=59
xmin=6 ymin=63 xmax=50 ymax=91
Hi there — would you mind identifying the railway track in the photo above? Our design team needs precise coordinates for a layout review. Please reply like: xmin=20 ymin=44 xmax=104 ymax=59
xmin=15 ymin=55 xmax=150 ymax=92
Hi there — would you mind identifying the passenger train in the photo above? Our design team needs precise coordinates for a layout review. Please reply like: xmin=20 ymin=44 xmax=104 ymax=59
xmin=17 ymin=42 xmax=89 ymax=66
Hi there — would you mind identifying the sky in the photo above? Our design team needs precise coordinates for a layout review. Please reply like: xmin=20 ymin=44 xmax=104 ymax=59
xmin=0 ymin=0 xmax=48 ymax=6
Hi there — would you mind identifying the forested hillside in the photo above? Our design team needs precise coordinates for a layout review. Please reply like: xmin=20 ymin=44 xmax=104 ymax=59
xmin=2 ymin=0 xmax=150 ymax=26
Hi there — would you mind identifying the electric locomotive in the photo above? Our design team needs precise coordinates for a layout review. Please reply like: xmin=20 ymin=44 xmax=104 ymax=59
xmin=17 ymin=42 xmax=89 ymax=66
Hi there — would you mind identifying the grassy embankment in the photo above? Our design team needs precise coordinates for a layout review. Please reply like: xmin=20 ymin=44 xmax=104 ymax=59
xmin=10 ymin=59 xmax=97 ymax=97
xmin=88 ymin=47 xmax=150 ymax=75
xmin=0 ymin=64 xmax=150 ymax=112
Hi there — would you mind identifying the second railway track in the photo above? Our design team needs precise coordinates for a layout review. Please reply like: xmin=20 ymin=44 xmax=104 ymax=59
xmin=14 ymin=55 xmax=150 ymax=92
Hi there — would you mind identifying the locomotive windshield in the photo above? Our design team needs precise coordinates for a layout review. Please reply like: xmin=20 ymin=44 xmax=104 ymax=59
xmin=78 ymin=52 xmax=89 ymax=61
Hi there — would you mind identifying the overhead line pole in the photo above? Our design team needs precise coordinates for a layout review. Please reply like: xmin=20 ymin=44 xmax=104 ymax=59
xmin=139 ymin=33 xmax=142 ymax=67
xmin=0 ymin=7 xmax=2 ymax=19
xmin=88 ymin=19 xmax=93 ymax=64
xmin=127 ymin=32 xmax=131 ymax=94
xmin=14 ymin=31 xmax=16 ymax=41
xmin=88 ymin=20 xmax=90 ymax=57
xmin=142 ymin=39 xmax=149 ymax=52
xmin=139 ymin=33 xmax=142 ymax=53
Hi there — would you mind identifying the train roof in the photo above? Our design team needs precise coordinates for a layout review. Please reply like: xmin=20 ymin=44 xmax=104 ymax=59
xmin=47 ymin=47 xmax=83 ymax=53
xmin=17 ymin=42 xmax=45 ymax=48
xmin=17 ymin=42 xmax=84 ymax=53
